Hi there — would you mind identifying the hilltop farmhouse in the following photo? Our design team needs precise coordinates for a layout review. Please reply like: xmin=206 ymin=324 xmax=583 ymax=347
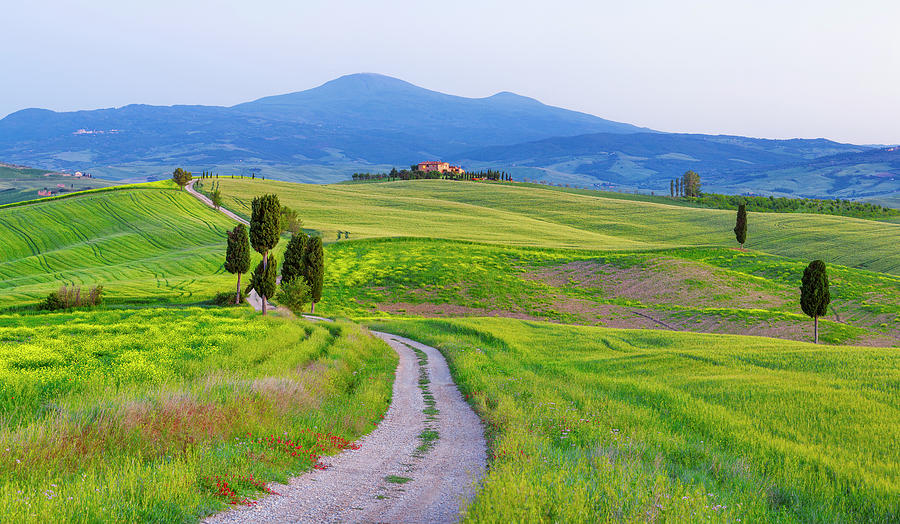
xmin=416 ymin=161 xmax=465 ymax=175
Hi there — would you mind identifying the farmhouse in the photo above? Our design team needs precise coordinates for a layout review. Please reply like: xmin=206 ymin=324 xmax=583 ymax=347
xmin=416 ymin=161 xmax=465 ymax=175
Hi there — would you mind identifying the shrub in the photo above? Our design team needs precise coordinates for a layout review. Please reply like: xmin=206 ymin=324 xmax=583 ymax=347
xmin=210 ymin=289 xmax=248 ymax=307
xmin=40 ymin=284 xmax=103 ymax=311
xmin=276 ymin=277 xmax=311 ymax=315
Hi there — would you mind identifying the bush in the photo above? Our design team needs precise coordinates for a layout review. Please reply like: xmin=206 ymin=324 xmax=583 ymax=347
xmin=210 ymin=289 xmax=248 ymax=307
xmin=276 ymin=277 xmax=311 ymax=315
xmin=40 ymin=284 xmax=103 ymax=311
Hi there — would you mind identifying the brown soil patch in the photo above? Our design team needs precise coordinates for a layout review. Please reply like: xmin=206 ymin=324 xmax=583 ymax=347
xmin=524 ymin=258 xmax=790 ymax=310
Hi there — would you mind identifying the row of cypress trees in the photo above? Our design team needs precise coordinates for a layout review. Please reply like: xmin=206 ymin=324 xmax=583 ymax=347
xmin=223 ymin=193 xmax=324 ymax=315
xmin=731 ymin=204 xmax=830 ymax=343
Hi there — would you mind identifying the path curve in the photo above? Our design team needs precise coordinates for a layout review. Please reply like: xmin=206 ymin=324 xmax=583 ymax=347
xmin=188 ymin=178 xmax=488 ymax=520
xmin=205 ymin=332 xmax=487 ymax=523
xmin=185 ymin=179 xmax=269 ymax=309
xmin=186 ymin=179 xmax=248 ymax=225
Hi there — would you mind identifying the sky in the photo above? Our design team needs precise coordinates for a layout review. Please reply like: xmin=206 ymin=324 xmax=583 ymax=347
xmin=2 ymin=0 xmax=898 ymax=144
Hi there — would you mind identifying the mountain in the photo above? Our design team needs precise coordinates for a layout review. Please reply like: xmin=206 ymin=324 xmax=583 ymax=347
xmin=0 ymin=72 xmax=895 ymax=202
xmin=0 ymin=73 xmax=648 ymax=182
xmin=233 ymin=73 xmax=649 ymax=146
xmin=456 ymin=132 xmax=894 ymax=198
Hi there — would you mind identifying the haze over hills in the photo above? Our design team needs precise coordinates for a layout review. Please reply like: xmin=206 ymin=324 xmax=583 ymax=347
xmin=1 ymin=72 xmax=897 ymax=202
xmin=460 ymin=132 xmax=897 ymax=199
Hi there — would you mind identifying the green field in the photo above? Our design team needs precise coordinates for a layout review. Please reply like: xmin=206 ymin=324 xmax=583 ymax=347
xmin=0 ymin=186 xmax=241 ymax=307
xmin=0 ymin=307 xmax=395 ymax=522
xmin=371 ymin=317 xmax=900 ymax=522
xmin=209 ymin=178 xmax=900 ymax=274
xmin=318 ymin=238 xmax=900 ymax=346
xmin=0 ymin=165 xmax=118 ymax=206
xmin=2 ymin=177 xmax=899 ymax=521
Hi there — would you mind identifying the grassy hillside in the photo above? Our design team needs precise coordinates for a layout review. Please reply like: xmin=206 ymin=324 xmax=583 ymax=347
xmin=371 ymin=317 xmax=900 ymax=522
xmin=210 ymin=178 xmax=900 ymax=274
xmin=0 ymin=307 xmax=395 ymax=522
xmin=0 ymin=187 xmax=238 ymax=307
xmin=0 ymin=164 xmax=118 ymax=206
xmin=318 ymin=239 xmax=900 ymax=347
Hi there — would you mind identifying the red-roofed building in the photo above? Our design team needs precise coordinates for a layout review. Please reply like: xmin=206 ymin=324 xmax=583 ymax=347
xmin=416 ymin=161 xmax=465 ymax=175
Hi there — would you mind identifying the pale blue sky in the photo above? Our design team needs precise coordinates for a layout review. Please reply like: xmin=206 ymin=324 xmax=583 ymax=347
xmin=2 ymin=0 xmax=898 ymax=144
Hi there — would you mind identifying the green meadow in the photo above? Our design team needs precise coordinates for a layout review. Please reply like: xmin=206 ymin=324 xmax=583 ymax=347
xmin=1 ymin=177 xmax=898 ymax=521
xmin=210 ymin=178 xmax=900 ymax=274
xmin=370 ymin=317 xmax=900 ymax=523
xmin=318 ymin=238 xmax=899 ymax=346
xmin=0 ymin=186 xmax=238 ymax=307
xmin=0 ymin=307 xmax=395 ymax=522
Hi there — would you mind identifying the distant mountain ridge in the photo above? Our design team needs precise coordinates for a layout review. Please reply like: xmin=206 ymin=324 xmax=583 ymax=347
xmin=457 ymin=132 xmax=899 ymax=200
xmin=0 ymin=73 xmax=649 ymax=181
xmin=0 ymin=72 xmax=896 ymax=202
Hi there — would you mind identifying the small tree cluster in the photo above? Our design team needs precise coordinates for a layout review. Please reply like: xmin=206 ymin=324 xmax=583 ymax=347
xmin=172 ymin=168 xmax=193 ymax=189
xmin=280 ymin=206 xmax=303 ymax=235
xmin=669 ymin=171 xmax=701 ymax=197
xmin=278 ymin=232 xmax=325 ymax=314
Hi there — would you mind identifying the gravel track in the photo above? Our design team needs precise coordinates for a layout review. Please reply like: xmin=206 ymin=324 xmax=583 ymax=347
xmin=204 ymin=332 xmax=486 ymax=523
xmin=189 ymin=178 xmax=488 ymax=521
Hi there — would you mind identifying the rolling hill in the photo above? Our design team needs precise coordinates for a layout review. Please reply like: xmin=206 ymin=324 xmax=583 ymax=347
xmin=0 ymin=183 xmax=238 ymax=306
xmin=0 ymin=162 xmax=118 ymax=205
xmin=207 ymin=178 xmax=900 ymax=274
xmin=1 ymin=176 xmax=898 ymax=521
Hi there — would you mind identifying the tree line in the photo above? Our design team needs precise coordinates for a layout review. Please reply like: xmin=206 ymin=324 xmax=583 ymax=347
xmin=223 ymin=193 xmax=323 ymax=316
xmin=665 ymin=168 xmax=896 ymax=219
xmin=351 ymin=167 xmax=512 ymax=182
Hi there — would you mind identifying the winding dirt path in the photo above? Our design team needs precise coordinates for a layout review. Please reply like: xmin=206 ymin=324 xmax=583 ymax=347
xmin=187 ymin=181 xmax=487 ymax=520
xmin=205 ymin=332 xmax=486 ymax=523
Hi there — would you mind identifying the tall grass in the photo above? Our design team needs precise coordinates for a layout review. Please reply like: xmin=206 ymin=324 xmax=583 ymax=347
xmin=371 ymin=317 xmax=900 ymax=522
xmin=0 ymin=308 xmax=396 ymax=522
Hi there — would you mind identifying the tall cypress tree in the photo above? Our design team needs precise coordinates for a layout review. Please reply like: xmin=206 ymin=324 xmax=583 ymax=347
xmin=734 ymin=204 xmax=748 ymax=249
xmin=302 ymin=236 xmax=325 ymax=313
xmin=800 ymin=260 xmax=831 ymax=344
xmin=249 ymin=194 xmax=281 ymax=315
xmin=224 ymin=224 xmax=251 ymax=305
xmin=249 ymin=254 xmax=278 ymax=307
xmin=281 ymin=232 xmax=308 ymax=286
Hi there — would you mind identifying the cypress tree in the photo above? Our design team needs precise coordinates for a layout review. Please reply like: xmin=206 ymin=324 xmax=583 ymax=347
xmin=800 ymin=260 xmax=831 ymax=344
xmin=249 ymin=254 xmax=278 ymax=306
xmin=224 ymin=224 xmax=251 ymax=305
xmin=670 ymin=179 xmax=674 ymax=197
xmin=281 ymin=232 xmax=308 ymax=286
xmin=249 ymin=194 xmax=281 ymax=314
xmin=734 ymin=204 xmax=748 ymax=249
xmin=302 ymin=236 xmax=325 ymax=313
